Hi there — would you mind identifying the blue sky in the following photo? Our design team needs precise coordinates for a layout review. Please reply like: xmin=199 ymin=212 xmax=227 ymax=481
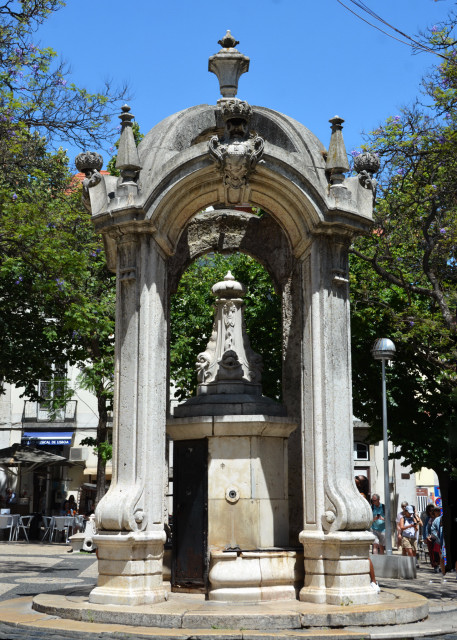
xmin=37 ymin=0 xmax=453 ymax=168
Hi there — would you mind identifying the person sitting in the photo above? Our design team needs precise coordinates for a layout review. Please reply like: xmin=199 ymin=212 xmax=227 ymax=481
xmin=67 ymin=495 xmax=77 ymax=515
xmin=5 ymin=488 xmax=16 ymax=505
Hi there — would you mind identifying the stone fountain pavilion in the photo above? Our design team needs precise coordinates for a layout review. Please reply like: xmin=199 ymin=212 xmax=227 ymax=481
xmin=34 ymin=32 xmax=428 ymax=630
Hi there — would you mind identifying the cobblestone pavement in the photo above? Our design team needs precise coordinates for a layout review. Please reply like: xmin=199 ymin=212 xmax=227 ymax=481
xmin=0 ymin=543 xmax=454 ymax=639
xmin=0 ymin=541 xmax=97 ymax=602
xmin=378 ymin=562 xmax=457 ymax=612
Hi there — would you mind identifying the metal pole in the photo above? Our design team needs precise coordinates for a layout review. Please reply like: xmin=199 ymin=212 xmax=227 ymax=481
xmin=382 ymin=358 xmax=392 ymax=555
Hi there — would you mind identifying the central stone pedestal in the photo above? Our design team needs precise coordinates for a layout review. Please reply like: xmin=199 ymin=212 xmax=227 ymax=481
xmin=208 ymin=549 xmax=302 ymax=602
xmin=89 ymin=530 xmax=168 ymax=606
xmin=168 ymin=414 xmax=297 ymax=602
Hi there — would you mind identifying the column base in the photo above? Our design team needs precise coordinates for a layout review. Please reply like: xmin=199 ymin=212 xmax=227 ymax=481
xmin=89 ymin=530 xmax=167 ymax=606
xmin=299 ymin=530 xmax=377 ymax=605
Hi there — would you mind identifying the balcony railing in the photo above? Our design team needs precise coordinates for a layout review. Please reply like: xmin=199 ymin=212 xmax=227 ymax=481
xmin=23 ymin=400 xmax=77 ymax=423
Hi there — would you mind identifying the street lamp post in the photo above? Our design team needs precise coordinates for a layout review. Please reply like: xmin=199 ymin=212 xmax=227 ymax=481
xmin=371 ymin=338 xmax=396 ymax=556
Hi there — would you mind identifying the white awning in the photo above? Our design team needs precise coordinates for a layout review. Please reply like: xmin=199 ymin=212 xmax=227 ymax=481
xmin=83 ymin=466 xmax=112 ymax=478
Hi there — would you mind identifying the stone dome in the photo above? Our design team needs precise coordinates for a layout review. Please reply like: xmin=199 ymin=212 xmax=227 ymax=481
xmin=138 ymin=103 xmax=328 ymax=201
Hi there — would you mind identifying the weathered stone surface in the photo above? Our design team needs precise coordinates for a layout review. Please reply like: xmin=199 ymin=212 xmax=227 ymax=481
xmin=370 ymin=553 xmax=417 ymax=579
xmin=32 ymin=587 xmax=429 ymax=629
xmin=81 ymin=40 xmax=379 ymax=609
xmin=168 ymin=210 xmax=292 ymax=294
xmin=174 ymin=271 xmax=286 ymax=418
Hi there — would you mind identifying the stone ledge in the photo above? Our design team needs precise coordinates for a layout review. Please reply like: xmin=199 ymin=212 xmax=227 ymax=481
xmin=370 ymin=554 xmax=416 ymax=580
xmin=32 ymin=588 xmax=428 ymax=629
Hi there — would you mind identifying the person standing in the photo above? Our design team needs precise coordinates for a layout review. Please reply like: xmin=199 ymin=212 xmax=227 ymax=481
xmin=399 ymin=505 xmax=420 ymax=558
xmin=396 ymin=500 xmax=409 ymax=548
xmin=429 ymin=508 xmax=445 ymax=575
xmin=370 ymin=494 xmax=386 ymax=554
xmin=424 ymin=504 xmax=440 ymax=571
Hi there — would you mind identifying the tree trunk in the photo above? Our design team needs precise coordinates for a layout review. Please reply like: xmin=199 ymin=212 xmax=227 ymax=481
xmin=436 ymin=468 xmax=456 ymax=572
xmin=95 ymin=391 xmax=109 ymax=507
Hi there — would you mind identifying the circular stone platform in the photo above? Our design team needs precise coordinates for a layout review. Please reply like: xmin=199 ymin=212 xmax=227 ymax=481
xmin=32 ymin=588 xmax=428 ymax=630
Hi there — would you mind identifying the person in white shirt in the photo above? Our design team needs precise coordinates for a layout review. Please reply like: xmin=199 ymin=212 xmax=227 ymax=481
xmin=399 ymin=505 xmax=421 ymax=558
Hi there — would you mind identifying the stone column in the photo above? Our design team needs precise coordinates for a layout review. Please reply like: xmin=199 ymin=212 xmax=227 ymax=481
xmin=90 ymin=230 xmax=168 ymax=606
xmin=299 ymin=233 xmax=375 ymax=606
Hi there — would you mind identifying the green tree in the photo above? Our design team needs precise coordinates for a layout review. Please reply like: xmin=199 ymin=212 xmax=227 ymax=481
xmin=0 ymin=1 xmax=127 ymax=159
xmin=0 ymin=1 xmax=128 ymax=504
xmin=349 ymin=19 xmax=457 ymax=568
xmin=0 ymin=156 xmax=115 ymax=504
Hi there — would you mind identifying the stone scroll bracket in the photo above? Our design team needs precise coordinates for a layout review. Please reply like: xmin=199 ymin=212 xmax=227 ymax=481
xmin=300 ymin=233 xmax=372 ymax=536
xmin=95 ymin=231 xmax=167 ymax=535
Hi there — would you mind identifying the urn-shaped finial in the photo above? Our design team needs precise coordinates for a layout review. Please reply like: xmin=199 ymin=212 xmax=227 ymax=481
xmin=218 ymin=29 xmax=239 ymax=49
xmin=353 ymin=151 xmax=380 ymax=176
xmin=75 ymin=151 xmax=103 ymax=175
xmin=212 ymin=271 xmax=246 ymax=298
xmin=209 ymin=31 xmax=250 ymax=99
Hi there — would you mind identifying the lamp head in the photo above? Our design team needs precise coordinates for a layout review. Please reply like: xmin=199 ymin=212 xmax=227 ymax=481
xmin=371 ymin=338 xmax=396 ymax=361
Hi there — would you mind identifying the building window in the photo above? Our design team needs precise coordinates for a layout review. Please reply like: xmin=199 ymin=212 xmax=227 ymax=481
xmin=354 ymin=441 xmax=369 ymax=461
xmin=23 ymin=363 xmax=77 ymax=423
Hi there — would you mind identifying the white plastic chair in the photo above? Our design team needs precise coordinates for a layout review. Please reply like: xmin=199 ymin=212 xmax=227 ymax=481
xmin=17 ymin=515 xmax=31 ymax=542
xmin=41 ymin=515 xmax=53 ymax=541
xmin=51 ymin=516 xmax=74 ymax=543
xmin=0 ymin=515 xmax=17 ymax=541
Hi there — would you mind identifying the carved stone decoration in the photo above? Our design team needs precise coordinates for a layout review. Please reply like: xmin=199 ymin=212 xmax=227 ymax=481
xmin=116 ymin=104 xmax=142 ymax=197
xmin=208 ymin=31 xmax=250 ymax=98
xmin=174 ymin=271 xmax=285 ymax=418
xmin=325 ymin=116 xmax=350 ymax=186
xmin=353 ymin=152 xmax=380 ymax=193
xmin=196 ymin=271 xmax=262 ymax=390
xmin=215 ymin=349 xmax=243 ymax=381
xmin=208 ymin=99 xmax=264 ymax=205
xmin=75 ymin=151 xmax=103 ymax=212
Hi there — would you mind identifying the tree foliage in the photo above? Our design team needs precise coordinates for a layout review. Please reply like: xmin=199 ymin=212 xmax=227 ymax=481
xmin=0 ymin=158 xmax=115 ymax=503
xmin=0 ymin=2 xmax=125 ymax=503
xmin=350 ymin=18 xmax=457 ymax=468
xmin=0 ymin=0 xmax=127 ymax=162
xmin=349 ymin=17 xmax=457 ymax=567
